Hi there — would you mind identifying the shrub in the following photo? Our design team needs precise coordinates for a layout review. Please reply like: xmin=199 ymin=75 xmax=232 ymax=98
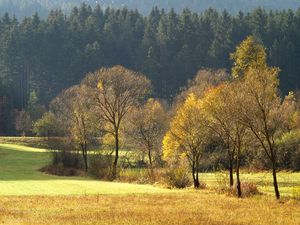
xmin=33 ymin=112 xmax=64 ymax=137
xmin=239 ymin=182 xmax=259 ymax=197
xmin=215 ymin=173 xmax=260 ymax=197
xmin=215 ymin=172 xmax=230 ymax=193
xmin=40 ymin=164 xmax=83 ymax=176
xmin=244 ymin=182 xmax=259 ymax=196
xmin=46 ymin=137 xmax=76 ymax=151
xmin=118 ymin=151 xmax=140 ymax=169
xmin=119 ymin=169 xmax=152 ymax=184
xmin=41 ymin=150 xmax=84 ymax=176
xmin=135 ymin=160 xmax=148 ymax=169
xmin=89 ymin=153 xmax=114 ymax=180
xmin=163 ymin=167 xmax=191 ymax=189
xmin=277 ymin=130 xmax=300 ymax=171
xmin=225 ymin=182 xmax=260 ymax=197
xmin=52 ymin=151 xmax=83 ymax=169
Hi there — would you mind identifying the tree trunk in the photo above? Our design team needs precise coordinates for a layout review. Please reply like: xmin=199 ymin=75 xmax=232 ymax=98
xmin=192 ymin=161 xmax=200 ymax=189
xmin=227 ymin=141 xmax=234 ymax=187
xmin=195 ymin=170 xmax=200 ymax=188
xmin=112 ymin=130 xmax=119 ymax=179
xmin=148 ymin=146 xmax=152 ymax=168
xmin=272 ymin=160 xmax=280 ymax=199
xmin=81 ymin=143 xmax=88 ymax=172
xmin=147 ymin=146 xmax=155 ymax=180
xmin=193 ymin=169 xmax=200 ymax=189
xmin=229 ymin=160 xmax=234 ymax=187
xmin=267 ymin=139 xmax=280 ymax=199
xmin=236 ymin=146 xmax=242 ymax=198
xmin=194 ymin=177 xmax=200 ymax=189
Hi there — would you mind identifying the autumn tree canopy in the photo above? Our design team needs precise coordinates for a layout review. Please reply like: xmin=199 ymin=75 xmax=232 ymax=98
xmin=125 ymin=98 xmax=167 ymax=168
xmin=82 ymin=65 xmax=151 ymax=178
xmin=163 ymin=94 xmax=211 ymax=188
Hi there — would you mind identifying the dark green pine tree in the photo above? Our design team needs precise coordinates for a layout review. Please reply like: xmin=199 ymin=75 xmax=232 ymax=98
xmin=208 ymin=10 xmax=233 ymax=68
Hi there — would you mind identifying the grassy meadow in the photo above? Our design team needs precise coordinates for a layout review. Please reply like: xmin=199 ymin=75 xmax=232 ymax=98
xmin=0 ymin=143 xmax=299 ymax=224
xmin=0 ymin=144 xmax=171 ymax=196
xmin=0 ymin=192 xmax=299 ymax=225
xmin=200 ymin=172 xmax=300 ymax=197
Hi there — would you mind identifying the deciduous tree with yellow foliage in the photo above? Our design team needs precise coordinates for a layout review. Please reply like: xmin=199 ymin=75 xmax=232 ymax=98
xmin=201 ymin=83 xmax=247 ymax=197
xmin=163 ymin=94 xmax=211 ymax=188
xmin=231 ymin=36 xmax=296 ymax=199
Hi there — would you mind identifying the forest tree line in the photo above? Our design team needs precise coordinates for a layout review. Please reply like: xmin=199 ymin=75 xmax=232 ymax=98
xmin=2 ymin=5 xmax=300 ymax=134
xmin=2 ymin=0 xmax=300 ymax=19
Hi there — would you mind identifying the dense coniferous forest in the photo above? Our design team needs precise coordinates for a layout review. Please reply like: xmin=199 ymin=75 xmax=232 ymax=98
xmin=1 ymin=0 xmax=300 ymax=18
xmin=1 ymin=4 xmax=300 ymax=134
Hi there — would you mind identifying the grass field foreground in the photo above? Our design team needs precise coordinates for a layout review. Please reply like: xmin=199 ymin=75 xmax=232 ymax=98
xmin=0 ymin=144 xmax=300 ymax=224
xmin=0 ymin=192 xmax=299 ymax=225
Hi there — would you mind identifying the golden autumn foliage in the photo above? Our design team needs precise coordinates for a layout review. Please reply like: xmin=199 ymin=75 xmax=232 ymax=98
xmin=163 ymin=94 xmax=211 ymax=188
xmin=201 ymin=83 xmax=247 ymax=196
xmin=230 ymin=38 xmax=296 ymax=199
xmin=163 ymin=94 xmax=203 ymax=159
xmin=230 ymin=36 xmax=267 ymax=78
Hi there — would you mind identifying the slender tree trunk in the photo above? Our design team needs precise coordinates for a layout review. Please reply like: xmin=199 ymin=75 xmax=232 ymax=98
xmin=227 ymin=141 xmax=234 ymax=187
xmin=112 ymin=130 xmax=119 ymax=179
xmin=84 ymin=143 xmax=88 ymax=172
xmin=196 ymin=171 xmax=200 ymax=188
xmin=229 ymin=159 xmax=234 ymax=187
xmin=194 ymin=177 xmax=200 ymax=188
xmin=263 ymin=118 xmax=280 ymax=199
xmin=192 ymin=161 xmax=200 ymax=189
xmin=272 ymin=160 xmax=280 ymax=199
xmin=81 ymin=143 xmax=88 ymax=172
xmin=192 ymin=161 xmax=195 ymax=181
xmin=266 ymin=136 xmax=280 ymax=199
xmin=236 ymin=144 xmax=242 ymax=198
xmin=193 ymin=172 xmax=200 ymax=188
xmin=147 ymin=146 xmax=155 ymax=180
xmin=148 ymin=146 xmax=152 ymax=168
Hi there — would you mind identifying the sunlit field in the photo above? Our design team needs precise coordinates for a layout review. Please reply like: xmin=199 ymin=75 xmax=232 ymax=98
xmin=200 ymin=172 xmax=300 ymax=197
xmin=2 ymin=1 xmax=300 ymax=224
xmin=0 ymin=144 xmax=299 ymax=224
xmin=0 ymin=144 xmax=171 ymax=196
xmin=0 ymin=143 xmax=299 ymax=196
xmin=0 ymin=193 xmax=300 ymax=225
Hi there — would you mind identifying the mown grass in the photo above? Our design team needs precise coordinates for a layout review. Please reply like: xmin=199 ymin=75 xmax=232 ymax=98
xmin=0 ymin=192 xmax=299 ymax=225
xmin=0 ymin=137 xmax=69 ymax=150
xmin=0 ymin=144 xmax=172 ymax=195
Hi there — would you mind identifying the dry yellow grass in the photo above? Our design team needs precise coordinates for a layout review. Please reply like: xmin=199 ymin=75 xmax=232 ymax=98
xmin=0 ymin=191 xmax=299 ymax=225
